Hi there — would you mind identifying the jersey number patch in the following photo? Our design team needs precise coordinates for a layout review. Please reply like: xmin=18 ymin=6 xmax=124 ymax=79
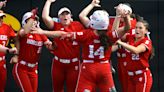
xmin=131 ymin=54 xmax=140 ymax=60
xmin=88 ymin=45 xmax=105 ymax=59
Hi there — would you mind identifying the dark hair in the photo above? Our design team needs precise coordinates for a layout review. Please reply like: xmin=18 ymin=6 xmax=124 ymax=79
xmin=130 ymin=14 xmax=144 ymax=21
xmin=138 ymin=19 xmax=155 ymax=60
xmin=97 ymin=30 xmax=112 ymax=51
xmin=138 ymin=19 xmax=149 ymax=30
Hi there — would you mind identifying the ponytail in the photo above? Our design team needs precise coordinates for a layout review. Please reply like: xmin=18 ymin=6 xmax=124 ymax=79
xmin=97 ymin=30 xmax=112 ymax=51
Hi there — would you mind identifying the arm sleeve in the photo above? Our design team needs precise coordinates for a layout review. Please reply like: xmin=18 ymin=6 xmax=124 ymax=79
xmin=107 ymin=30 xmax=119 ymax=43
xmin=8 ymin=26 xmax=16 ymax=38
xmin=143 ymin=39 xmax=152 ymax=51
xmin=41 ymin=35 xmax=48 ymax=42
xmin=73 ymin=29 xmax=90 ymax=43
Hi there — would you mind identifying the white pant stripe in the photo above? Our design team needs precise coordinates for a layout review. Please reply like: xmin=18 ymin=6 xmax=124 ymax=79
xmin=15 ymin=63 xmax=25 ymax=92
xmin=75 ymin=63 xmax=83 ymax=92
xmin=143 ymin=72 xmax=147 ymax=92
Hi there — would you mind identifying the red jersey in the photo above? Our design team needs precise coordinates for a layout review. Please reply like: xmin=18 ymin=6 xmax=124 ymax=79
xmin=117 ymin=19 xmax=137 ymax=62
xmin=0 ymin=23 xmax=16 ymax=56
xmin=126 ymin=37 xmax=152 ymax=71
xmin=18 ymin=33 xmax=48 ymax=63
xmin=73 ymin=29 xmax=119 ymax=62
xmin=108 ymin=16 xmax=115 ymax=31
xmin=53 ymin=21 xmax=84 ymax=58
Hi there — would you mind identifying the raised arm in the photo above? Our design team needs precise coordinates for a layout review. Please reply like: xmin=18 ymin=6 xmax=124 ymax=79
xmin=0 ymin=0 xmax=7 ymax=9
xmin=111 ymin=4 xmax=123 ymax=31
xmin=79 ymin=0 xmax=100 ymax=27
xmin=116 ymin=14 xmax=131 ymax=38
xmin=112 ymin=4 xmax=132 ymax=38
xmin=42 ymin=0 xmax=56 ymax=29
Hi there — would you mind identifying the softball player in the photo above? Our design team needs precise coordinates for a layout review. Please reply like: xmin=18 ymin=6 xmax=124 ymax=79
xmin=42 ymin=0 xmax=84 ymax=92
xmin=0 ymin=11 xmax=17 ymax=92
xmin=112 ymin=15 xmax=137 ymax=92
xmin=12 ymin=8 xmax=63 ymax=92
xmin=29 ymin=9 xmax=131 ymax=91
xmin=31 ymin=6 xmax=131 ymax=91
xmin=117 ymin=19 xmax=153 ymax=92
xmin=74 ymin=0 xmax=131 ymax=91
xmin=111 ymin=4 xmax=140 ymax=92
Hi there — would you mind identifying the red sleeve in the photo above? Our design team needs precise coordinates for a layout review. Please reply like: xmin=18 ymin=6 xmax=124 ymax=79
xmin=8 ymin=25 xmax=16 ymax=38
xmin=73 ymin=29 xmax=91 ymax=42
xmin=53 ymin=21 xmax=58 ymax=30
xmin=131 ymin=19 xmax=137 ymax=29
xmin=41 ymin=35 xmax=48 ymax=42
xmin=125 ymin=33 xmax=130 ymax=41
xmin=143 ymin=39 xmax=152 ymax=52
xmin=109 ymin=17 xmax=115 ymax=25
xmin=107 ymin=30 xmax=119 ymax=43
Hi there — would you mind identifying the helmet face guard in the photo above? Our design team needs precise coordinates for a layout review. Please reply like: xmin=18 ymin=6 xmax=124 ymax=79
xmin=89 ymin=10 xmax=109 ymax=30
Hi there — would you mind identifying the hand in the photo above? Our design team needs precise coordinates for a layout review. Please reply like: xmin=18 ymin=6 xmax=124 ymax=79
xmin=47 ymin=0 xmax=56 ymax=3
xmin=31 ymin=8 xmax=38 ymax=19
xmin=0 ymin=0 xmax=7 ymax=9
xmin=10 ymin=55 xmax=18 ymax=64
xmin=8 ymin=47 xmax=18 ymax=54
xmin=115 ymin=4 xmax=124 ymax=16
xmin=116 ymin=39 xmax=122 ymax=44
xmin=31 ymin=27 xmax=43 ymax=34
xmin=91 ymin=0 xmax=101 ymax=7
xmin=115 ymin=4 xmax=132 ymax=17
xmin=46 ymin=41 xmax=57 ymax=50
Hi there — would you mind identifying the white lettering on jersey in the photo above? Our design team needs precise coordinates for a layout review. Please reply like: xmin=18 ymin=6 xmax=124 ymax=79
xmin=88 ymin=45 xmax=104 ymax=59
xmin=145 ymin=40 xmax=149 ymax=44
xmin=72 ymin=41 xmax=78 ymax=45
xmin=0 ymin=35 xmax=7 ymax=40
xmin=132 ymin=29 xmax=136 ymax=35
xmin=29 ymin=35 xmax=33 ymax=38
xmin=77 ymin=32 xmax=83 ymax=35
xmin=131 ymin=53 xmax=140 ymax=60
xmin=27 ymin=39 xmax=43 ymax=46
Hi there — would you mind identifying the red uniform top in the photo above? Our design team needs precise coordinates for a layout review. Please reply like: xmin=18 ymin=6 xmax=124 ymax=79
xmin=53 ymin=21 xmax=84 ymax=58
xmin=18 ymin=33 xmax=48 ymax=63
xmin=117 ymin=19 xmax=137 ymax=62
xmin=126 ymin=37 xmax=152 ymax=71
xmin=73 ymin=29 xmax=119 ymax=62
xmin=108 ymin=17 xmax=115 ymax=31
xmin=0 ymin=23 xmax=16 ymax=56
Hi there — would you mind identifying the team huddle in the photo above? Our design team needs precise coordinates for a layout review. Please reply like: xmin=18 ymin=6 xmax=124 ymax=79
xmin=0 ymin=0 xmax=154 ymax=92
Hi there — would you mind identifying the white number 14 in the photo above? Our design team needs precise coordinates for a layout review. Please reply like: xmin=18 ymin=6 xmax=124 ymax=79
xmin=88 ymin=45 xmax=105 ymax=59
